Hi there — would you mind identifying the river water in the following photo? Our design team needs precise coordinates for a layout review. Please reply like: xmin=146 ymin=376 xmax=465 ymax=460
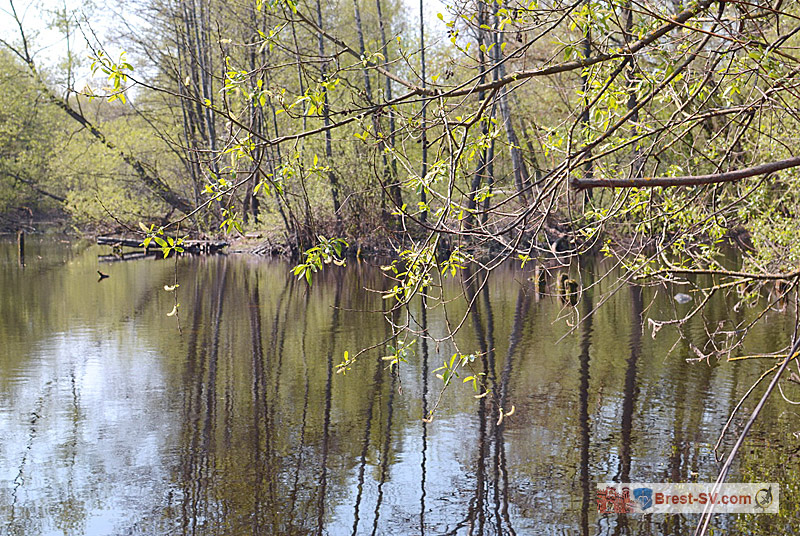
xmin=1 ymin=237 xmax=798 ymax=535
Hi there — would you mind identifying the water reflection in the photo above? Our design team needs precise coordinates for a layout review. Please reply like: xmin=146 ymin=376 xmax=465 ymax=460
xmin=0 ymin=238 xmax=799 ymax=535
xmin=579 ymin=274 xmax=594 ymax=536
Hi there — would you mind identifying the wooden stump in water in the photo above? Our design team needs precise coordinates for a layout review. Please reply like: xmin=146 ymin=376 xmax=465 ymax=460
xmin=534 ymin=265 xmax=546 ymax=296
xmin=557 ymin=272 xmax=569 ymax=294
xmin=17 ymin=230 xmax=24 ymax=265
xmin=557 ymin=272 xmax=579 ymax=305
xmin=565 ymin=279 xmax=579 ymax=306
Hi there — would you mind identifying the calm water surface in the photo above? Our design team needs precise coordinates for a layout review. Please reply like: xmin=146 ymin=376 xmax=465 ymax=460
xmin=1 ymin=237 xmax=799 ymax=535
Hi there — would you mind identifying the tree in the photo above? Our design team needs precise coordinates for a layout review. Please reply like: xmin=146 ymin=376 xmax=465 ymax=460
xmin=0 ymin=49 xmax=65 ymax=217
xmin=0 ymin=0 xmax=193 ymax=216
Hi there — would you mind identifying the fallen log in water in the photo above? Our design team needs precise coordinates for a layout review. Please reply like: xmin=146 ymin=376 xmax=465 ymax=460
xmin=98 ymin=252 xmax=159 ymax=263
xmin=97 ymin=235 xmax=228 ymax=254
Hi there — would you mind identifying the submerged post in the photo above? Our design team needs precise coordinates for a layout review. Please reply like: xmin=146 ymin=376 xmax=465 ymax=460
xmin=534 ymin=265 xmax=546 ymax=296
xmin=17 ymin=230 xmax=24 ymax=266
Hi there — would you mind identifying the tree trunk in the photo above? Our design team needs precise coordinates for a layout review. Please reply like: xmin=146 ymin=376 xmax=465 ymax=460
xmin=492 ymin=3 xmax=529 ymax=206
xmin=466 ymin=1 xmax=490 ymax=229
xmin=376 ymin=0 xmax=402 ymax=211
xmin=316 ymin=0 xmax=342 ymax=225
xmin=419 ymin=0 xmax=428 ymax=223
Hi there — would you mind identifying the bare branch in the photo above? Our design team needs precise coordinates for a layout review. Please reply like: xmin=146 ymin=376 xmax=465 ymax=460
xmin=571 ymin=155 xmax=800 ymax=190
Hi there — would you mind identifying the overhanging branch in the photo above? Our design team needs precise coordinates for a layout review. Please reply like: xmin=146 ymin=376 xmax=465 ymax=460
xmin=571 ymin=155 xmax=800 ymax=190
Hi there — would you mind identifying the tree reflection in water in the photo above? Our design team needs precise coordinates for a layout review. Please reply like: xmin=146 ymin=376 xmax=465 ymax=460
xmin=1 ymin=241 xmax=799 ymax=535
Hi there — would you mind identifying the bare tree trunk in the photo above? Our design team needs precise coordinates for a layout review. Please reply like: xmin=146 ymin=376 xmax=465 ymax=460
xmin=242 ymin=2 xmax=265 ymax=224
xmin=316 ymin=0 xmax=342 ymax=225
xmin=419 ymin=0 xmax=428 ymax=223
xmin=176 ymin=0 xmax=220 ymax=214
xmin=352 ymin=0 xmax=384 ymax=221
xmin=195 ymin=0 xmax=218 ymax=165
xmin=622 ymin=0 xmax=644 ymax=177
xmin=580 ymin=0 xmax=593 ymax=196
xmin=268 ymin=100 xmax=302 ymax=254
xmin=174 ymin=11 xmax=202 ymax=208
xmin=466 ymin=1 xmax=490 ymax=229
xmin=352 ymin=0 xmax=372 ymax=100
xmin=376 ymin=0 xmax=402 ymax=211
xmin=492 ymin=3 xmax=529 ymax=206
xmin=288 ymin=19 xmax=314 ymax=250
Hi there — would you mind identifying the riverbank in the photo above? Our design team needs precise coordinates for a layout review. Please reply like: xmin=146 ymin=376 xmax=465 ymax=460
xmin=3 ymin=206 xmax=755 ymax=267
